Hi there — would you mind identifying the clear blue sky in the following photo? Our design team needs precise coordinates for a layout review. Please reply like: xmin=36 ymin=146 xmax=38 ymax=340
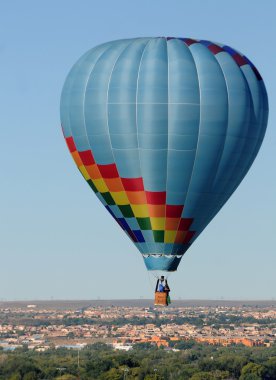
xmin=0 ymin=0 xmax=275 ymax=300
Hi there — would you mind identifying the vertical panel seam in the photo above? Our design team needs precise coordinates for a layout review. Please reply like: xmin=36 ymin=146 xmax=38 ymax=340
xmin=82 ymin=44 xmax=115 ymax=149
xmin=136 ymin=39 xmax=154 ymax=254
xmin=207 ymin=54 xmax=229 ymax=192
xmin=164 ymin=37 xmax=170 ymax=254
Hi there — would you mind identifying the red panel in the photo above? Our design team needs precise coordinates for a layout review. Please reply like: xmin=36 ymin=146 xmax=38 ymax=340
xmin=121 ymin=177 xmax=144 ymax=191
xmin=66 ymin=136 xmax=76 ymax=153
xmin=182 ymin=230 xmax=195 ymax=243
xmin=232 ymin=53 xmax=247 ymax=67
xmin=79 ymin=150 xmax=95 ymax=166
xmin=145 ymin=191 xmax=166 ymax=205
xmin=166 ymin=205 xmax=183 ymax=218
xmin=208 ymin=44 xmax=224 ymax=55
xmin=178 ymin=218 xmax=193 ymax=231
xmin=184 ymin=38 xmax=197 ymax=46
xmin=174 ymin=231 xmax=186 ymax=244
xmin=98 ymin=163 xmax=119 ymax=178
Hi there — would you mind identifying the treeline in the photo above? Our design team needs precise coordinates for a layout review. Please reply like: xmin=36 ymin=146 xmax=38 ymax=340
xmin=1 ymin=314 xmax=275 ymax=329
xmin=0 ymin=341 xmax=276 ymax=379
xmin=61 ymin=315 xmax=276 ymax=328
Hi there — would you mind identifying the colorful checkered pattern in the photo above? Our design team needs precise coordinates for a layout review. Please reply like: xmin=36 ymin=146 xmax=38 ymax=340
xmin=65 ymin=135 xmax=195 ymax=249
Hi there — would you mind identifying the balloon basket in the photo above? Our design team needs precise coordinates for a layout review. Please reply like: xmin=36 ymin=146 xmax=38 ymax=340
xmin=154 ymin=291 xmax=168 ymax=306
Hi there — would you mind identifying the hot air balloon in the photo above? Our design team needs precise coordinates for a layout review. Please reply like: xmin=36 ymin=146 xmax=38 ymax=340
xmin=60 ymin=37 xmax=268 ymax=305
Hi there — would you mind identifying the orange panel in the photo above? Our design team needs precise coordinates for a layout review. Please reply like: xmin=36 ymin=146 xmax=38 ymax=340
xmin=126 ymin=191 xmax=147 ymax=204
xmin=105 ymin=178 xmax=124 ymax=192
xmin=165 ymin=218 xmax=180 ymax=231
xmin=71 ymin=151 xmax=83 ymax=167
xmin=148 ymin=204 xmax=165 ymax=217
xmin=175 ymin=230 xmax=187 ymax=244
xmin=85 ymin=164 xmax=102 ymax=180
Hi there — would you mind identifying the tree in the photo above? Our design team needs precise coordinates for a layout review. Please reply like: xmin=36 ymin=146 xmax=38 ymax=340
xmin=144 ymin=375 xmax=164 ymax=380
xmin=264 ymin=356 xmax=276 ymax=379
xmin=190 ymin=372 xmax=215 ymax=380
xmin=8 ymin=374 xmax=21 ymax=380
xmin=216 ymin=354 xmax=248 ymax=378
xmin=23 ymin=372 xmax=39 ymax=380
xmin=100 ymin=367 xmax=122 ymax=380
xmin=170 ymin=340 xmax=196 ymax=350
xmin=239 ymin=362 xmax=265 ymax=380
xmin=66 ymin=332 xmax=74 ymax=339
xmin=190 ymin=370 xmax=230 ymax=380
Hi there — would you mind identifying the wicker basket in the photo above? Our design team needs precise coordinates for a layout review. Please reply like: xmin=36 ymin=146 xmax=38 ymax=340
xmin=154 ymin=292 xmax=168 ymax=306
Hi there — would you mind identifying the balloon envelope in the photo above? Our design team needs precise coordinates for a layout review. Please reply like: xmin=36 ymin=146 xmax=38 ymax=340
xmin=60 ymin=37 xmax=268 ymax=272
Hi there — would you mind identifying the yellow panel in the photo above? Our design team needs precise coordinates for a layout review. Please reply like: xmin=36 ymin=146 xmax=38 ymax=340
xmin=164 ymin=230 xmax=177 ymax=243
xmin=150 ymin=217 xmax=165 ymax=230
xmin=79 ymin=165 xmax=90 ymax=181
xmin=131 ymin=204 xmax=149 ymax=218
xmin=111 ymin=191 xmax=129 ymax=205
xmin=93 ymin=178 xmax=108 ymax=193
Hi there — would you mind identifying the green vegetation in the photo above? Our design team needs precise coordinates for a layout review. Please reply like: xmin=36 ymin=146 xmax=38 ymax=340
xmin=0 ymin=342 xmax=276 ymax=379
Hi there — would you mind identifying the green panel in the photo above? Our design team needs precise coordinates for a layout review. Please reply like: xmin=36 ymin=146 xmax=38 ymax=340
xmin=119 ymin=205 xmax=134 ymax=217
xmin=101 ymin=192 xmax=115 ymax=205
xmin=87 ymin=179 xmax=98 ymax=193
xmin=137 ymin=217 xmax=152 ymax=230
xmin=153 ymin=230 xmax=164 ymax=242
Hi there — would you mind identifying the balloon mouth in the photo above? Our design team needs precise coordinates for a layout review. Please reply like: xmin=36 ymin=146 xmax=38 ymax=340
xmin=142 ymin=254 xmax=182 ymax=272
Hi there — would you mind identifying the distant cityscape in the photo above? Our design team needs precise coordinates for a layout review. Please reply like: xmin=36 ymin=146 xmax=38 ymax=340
xmin=0 ymin=300 xmax=275 ymax=352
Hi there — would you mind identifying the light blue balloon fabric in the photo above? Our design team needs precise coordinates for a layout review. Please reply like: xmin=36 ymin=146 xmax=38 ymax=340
xmin=60 ymin=37 xmax=268 ymax=271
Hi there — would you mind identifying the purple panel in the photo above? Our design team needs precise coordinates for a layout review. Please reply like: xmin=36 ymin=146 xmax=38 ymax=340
xmin=133 ymin=230 xmax=145 ymax=242
xmin=222 ymin=45 xmax=237 ymax=56
xmin=118 ymin=218 xmax=130 ymax=230
xmin=199 ymin=40 xmax=211 ymax=46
